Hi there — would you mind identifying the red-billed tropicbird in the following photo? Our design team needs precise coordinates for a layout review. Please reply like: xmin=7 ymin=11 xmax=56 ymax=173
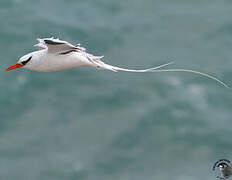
xmin=5 ymin=37 xmax=228 ymax=87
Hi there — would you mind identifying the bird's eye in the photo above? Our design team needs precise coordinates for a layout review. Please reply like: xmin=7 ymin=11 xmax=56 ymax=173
xmin=21 ymin=56 xmax=32 ymax=65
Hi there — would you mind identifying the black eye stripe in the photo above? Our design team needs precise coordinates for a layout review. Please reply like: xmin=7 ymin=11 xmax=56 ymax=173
xmin=21 ymin=56 xmax=32 ymax=65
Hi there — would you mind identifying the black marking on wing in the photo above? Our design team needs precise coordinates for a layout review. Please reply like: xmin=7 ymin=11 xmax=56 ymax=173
xmin=59 ymin=49 xmax=77 ymax=55
xmin=21 ymin=56 xmax=32 ymax=65
xmin=44 ymin=39 xmax=66 ymax=45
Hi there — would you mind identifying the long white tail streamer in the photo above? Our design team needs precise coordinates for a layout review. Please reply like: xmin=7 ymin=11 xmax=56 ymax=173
xmin=102 ymin=62 xmax=229 ymax=88
xmin=148 ymin=68 xmax=229 ymax=88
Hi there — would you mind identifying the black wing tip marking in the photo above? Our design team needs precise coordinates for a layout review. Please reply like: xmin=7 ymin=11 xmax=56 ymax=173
xmin=59 ymin=50 xmax=77 ymax=55
xmin=44 ymin=39 xmax=66 ymax=45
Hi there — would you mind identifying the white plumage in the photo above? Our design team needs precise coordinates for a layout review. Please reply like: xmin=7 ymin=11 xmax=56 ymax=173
xmin=6 ymin=37 xmax=228 ymax=88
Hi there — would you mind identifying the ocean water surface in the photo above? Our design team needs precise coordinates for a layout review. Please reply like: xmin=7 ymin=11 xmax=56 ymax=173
xmin=0 ymin=0 xmax=232 ymax=179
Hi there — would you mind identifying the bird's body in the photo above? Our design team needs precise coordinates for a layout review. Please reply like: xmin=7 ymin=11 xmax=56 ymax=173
xmin=23 ymin=50 xmax=92 ymax=72
xmin=6 ymin=37 xmax=229 ymax=88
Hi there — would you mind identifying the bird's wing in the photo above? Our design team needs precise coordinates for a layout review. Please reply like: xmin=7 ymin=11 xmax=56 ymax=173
xmin=34 ymin=39 xmax=47 ymax=50
xmin=34 ymin=38 xmax=86 ymax=53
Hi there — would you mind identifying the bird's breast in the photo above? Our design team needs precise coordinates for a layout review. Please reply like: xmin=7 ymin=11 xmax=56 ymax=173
xmin=29 ymin=52 xmax=90 ymax=72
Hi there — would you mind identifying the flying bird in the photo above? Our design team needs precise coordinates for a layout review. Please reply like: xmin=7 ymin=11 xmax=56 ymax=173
xmin=6 ymin=37 xmax=228 ymax=87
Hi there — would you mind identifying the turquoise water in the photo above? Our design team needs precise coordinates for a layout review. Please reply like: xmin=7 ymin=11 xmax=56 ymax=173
xmin=1 ymin=0 xmax=232 ymax=179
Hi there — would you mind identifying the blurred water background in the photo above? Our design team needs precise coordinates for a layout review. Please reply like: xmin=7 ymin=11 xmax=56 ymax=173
xmin=1 ymin=0 xmax=232 ymax=179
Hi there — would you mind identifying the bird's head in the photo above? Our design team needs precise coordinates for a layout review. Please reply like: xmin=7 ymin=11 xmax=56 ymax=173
xmin=6 ymin=54 xmax=32 ymax=71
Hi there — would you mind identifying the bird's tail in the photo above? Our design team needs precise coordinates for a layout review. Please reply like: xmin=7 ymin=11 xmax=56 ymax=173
xmin=97 ymin=61 xmax=229 ymax=88
xmin=98 ymin=61 xmax=174 ymax=72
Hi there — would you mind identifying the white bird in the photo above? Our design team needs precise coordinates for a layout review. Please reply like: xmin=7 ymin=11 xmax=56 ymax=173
xmin=6 ymin=37 xmax=228 ymax=88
